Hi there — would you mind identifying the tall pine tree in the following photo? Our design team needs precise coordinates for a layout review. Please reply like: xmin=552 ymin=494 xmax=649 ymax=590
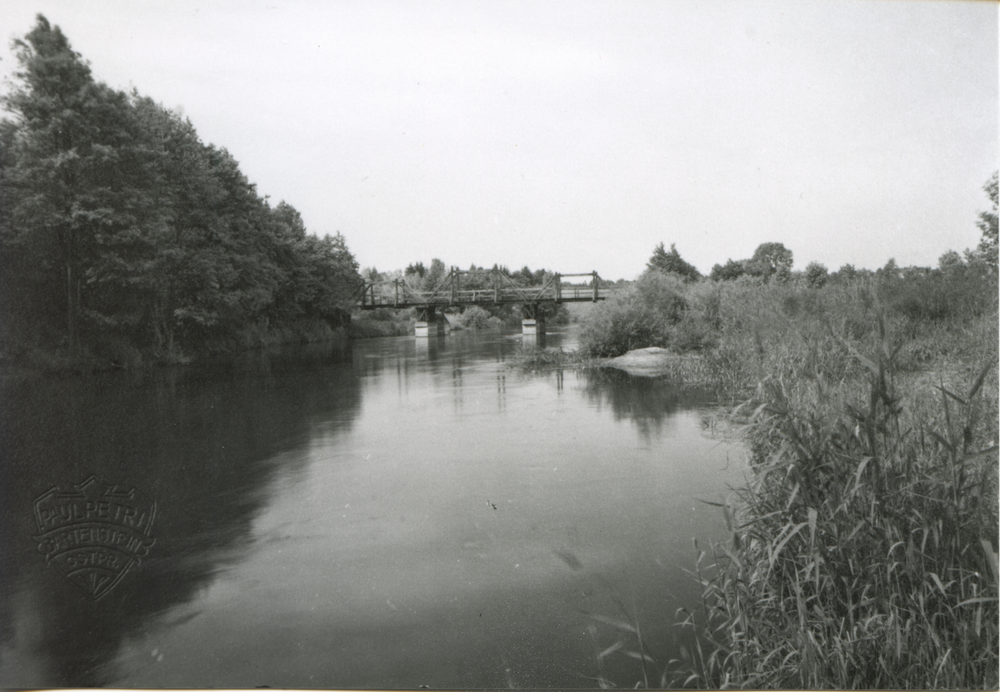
xmin=2 ymin=16 xmax=159 ymax=352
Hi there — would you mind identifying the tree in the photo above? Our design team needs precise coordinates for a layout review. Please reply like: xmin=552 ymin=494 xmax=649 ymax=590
xmin=647 ymin=242 xmax=701 ymax=282
xmin=1 ymin=15 xmax=364 ymax=361
xmin=294 ymin=232 xmax=359 ymax=323
xmin=1 ymin=17 xmax=184 ymax=354
xmin=804 ymin=261 xmax=829 ymax=289
xmin=938 ymin=250 xmax=964 ymax=272
xmin=747 ymin=242 xmax=793 ymax=282
xmin=422 ymin=258 xmax=446 ymax=291
xmin=1 ymin=15 xmax=138 ymax=352
xmin=512 ymin=265 xmax=533 ymax=284
xmin=710 ymin=258 xmax=746 ymax=282
xmin=405 ymin=262 xmax=426 ymax=278
xmin=877 ymin=258 xmax=900 ymax=281
xmin=976 ymin=171 xmax=998 ymax=268
xmin=834 ymin=263 xmax=858 ymax=283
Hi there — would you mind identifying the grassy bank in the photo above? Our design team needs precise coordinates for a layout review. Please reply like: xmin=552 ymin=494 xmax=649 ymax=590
xmin=572 ymin=267 xmax=998 ymax=689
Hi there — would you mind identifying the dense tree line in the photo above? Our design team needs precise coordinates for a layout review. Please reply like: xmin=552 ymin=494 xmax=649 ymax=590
xmin=0 ymin=16 xmax=360 ymax=366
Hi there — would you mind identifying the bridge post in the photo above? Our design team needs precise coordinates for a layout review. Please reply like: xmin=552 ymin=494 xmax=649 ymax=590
xmin=415 ymin=306 xmax=447 ymax=337
xmin=593 ymin=271 xmax=598 ymax=301
xmin=521 ymin=302 xmax=545 ymax=345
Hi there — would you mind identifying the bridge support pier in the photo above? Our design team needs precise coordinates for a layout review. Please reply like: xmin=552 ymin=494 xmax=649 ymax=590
xmin=521 ymin=317 xmax=545 ymax=336
xmin=521 ymin=303 xmax=545 ymax=345
xmin=415 ymin=307 xmax=447 ymax=337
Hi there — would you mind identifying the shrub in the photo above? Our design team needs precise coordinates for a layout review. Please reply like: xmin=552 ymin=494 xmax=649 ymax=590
xmin=457 ymin=305 xmax=503 ymax=330
xmin=804 ymin=261 xmax=829 ymax=288
xmin=579 ymin=272 xmax=688 ymax=357
xmin=348 ymin=309 xmax=414 ymax=337
xmin=670 ymin=314 xmax=718 ymax=352
xmin=879 ymin=264 xmax=996 ymax=326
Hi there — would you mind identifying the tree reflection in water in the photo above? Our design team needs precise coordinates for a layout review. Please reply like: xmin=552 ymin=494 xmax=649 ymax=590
xmin=0 ymin=341 xmax=361 ymax=688
xmin=580 ymin=367 xmax=717 ymax=441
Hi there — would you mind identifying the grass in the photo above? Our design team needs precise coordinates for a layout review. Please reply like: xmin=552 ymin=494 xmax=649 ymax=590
xmin=672 ymin=347 xmax=998 ymax=689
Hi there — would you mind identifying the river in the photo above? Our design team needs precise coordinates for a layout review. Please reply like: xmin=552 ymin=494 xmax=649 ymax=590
xmin=0 ymin=322 xmax=745 ymax=689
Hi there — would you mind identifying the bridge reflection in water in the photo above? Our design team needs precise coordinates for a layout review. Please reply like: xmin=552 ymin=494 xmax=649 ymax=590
xmin=354 ymin=267 xmax=615 ymax=337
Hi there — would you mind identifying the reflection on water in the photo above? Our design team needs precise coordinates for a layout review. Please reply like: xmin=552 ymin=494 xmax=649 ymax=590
xmin=0 ymin=340 xmax=360 ymax=687
xmin=581 ymin=368 xmax=717 ymax=441
xmin=0 ymin=328 xmax=742 ymax=689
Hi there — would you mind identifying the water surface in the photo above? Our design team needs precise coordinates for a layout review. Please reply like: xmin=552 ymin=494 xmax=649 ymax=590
xmin=0 ymin=326 xmax=744 ymax=688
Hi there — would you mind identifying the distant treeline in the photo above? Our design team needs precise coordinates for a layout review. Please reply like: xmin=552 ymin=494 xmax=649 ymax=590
xmin=0 ymin=16 xmax=361 ymax=369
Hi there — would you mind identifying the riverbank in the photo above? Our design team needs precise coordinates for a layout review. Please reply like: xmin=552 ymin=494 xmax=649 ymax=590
xmin=520 ymin=334 xmax=997 ymax=689
xmin=0 ymin=318 xmax=353 ymax=379
xmin=517 ymin=263 xmax=998 ymax=688
xmin=554 ymin=276 xmax=999 ymax=688
xmin=2 ymin=308 xmax=439 ymax=377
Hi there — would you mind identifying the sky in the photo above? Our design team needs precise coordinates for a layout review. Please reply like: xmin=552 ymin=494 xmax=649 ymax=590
xmin=1 ymin=0 xmax=997 ymax=281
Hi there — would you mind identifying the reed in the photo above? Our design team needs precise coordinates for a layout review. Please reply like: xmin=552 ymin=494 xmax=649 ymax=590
xmin=671 ymin=338 xmax=998 ymax=689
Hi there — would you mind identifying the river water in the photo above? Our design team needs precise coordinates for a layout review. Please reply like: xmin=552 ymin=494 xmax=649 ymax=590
xmin=0 ymin=323 xmax=744 ymax=689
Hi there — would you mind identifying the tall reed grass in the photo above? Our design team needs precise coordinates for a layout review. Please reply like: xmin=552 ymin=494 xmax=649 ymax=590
xmin=671 ymin=338 xmax=998 ymax=689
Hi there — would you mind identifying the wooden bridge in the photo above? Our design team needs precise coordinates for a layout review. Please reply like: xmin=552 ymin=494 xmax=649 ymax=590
xmin=355 ymin=268 xmax=612 ymax=310
xmin=354 ymin=267 xmax=614 ymax=337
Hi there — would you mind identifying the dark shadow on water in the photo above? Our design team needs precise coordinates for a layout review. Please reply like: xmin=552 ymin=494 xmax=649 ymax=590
xmin=581 ymin=367 xmax=718 ymax=440
xmin=0 ymin=341 xmax=363 ymax=687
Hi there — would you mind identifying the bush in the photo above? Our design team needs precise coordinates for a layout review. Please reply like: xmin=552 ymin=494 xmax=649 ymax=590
xmin=457 ymin=305 xmax=503 ymax=330
xmin=370 ymin=307 xmax=397 ymax=321
xmin=670 ymin=314 xmax=717 ymax=352
xmin=578 ymin=258 xmax=996 ymax=397
xmin=348 ymin=309 xmax=415 ymax=337
xmin=882 ymin=265 xmax=997 ymax=324
xmin=579 ymin=271 xmax=688 ymax=357
xmin=804 ymin=261 xmax=829 ymax=288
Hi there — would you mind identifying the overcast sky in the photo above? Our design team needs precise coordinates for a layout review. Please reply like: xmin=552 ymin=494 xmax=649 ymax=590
xmin=2 ymin=1 xmax=997 ymax=280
